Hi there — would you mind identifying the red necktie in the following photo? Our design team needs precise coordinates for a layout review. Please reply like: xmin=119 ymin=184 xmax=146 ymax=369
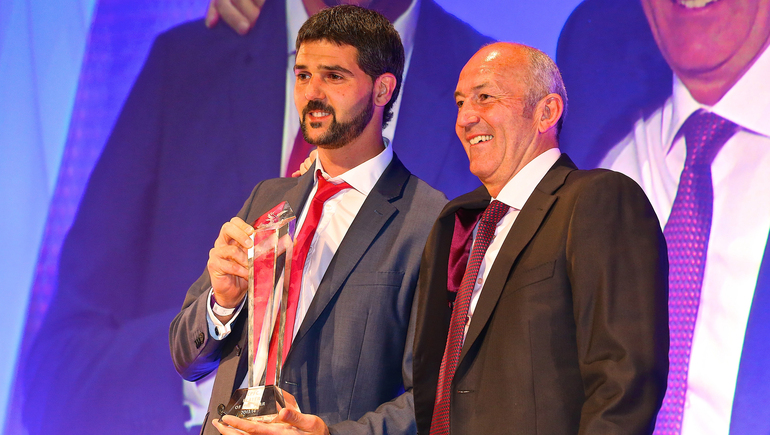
xmin=287 ymin=129 xmax=315 ymax=175
xmin=654 ymin=110 xmax=738 ymax=434
xmin=430 ymin=200 xmax=510 ymax=435
xmin=265 ymin=170 xmax=351 ymax=384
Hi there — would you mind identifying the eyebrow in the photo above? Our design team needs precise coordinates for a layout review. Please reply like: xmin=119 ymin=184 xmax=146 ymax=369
xmin=294 ymin=64 xmax=354 ymax=76
xmin=454 ymin=82 xmax=491 ymax=99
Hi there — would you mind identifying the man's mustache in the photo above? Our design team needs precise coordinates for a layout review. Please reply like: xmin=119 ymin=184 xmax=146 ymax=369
xmin=302 ymin=100 xmax=336 ymax=120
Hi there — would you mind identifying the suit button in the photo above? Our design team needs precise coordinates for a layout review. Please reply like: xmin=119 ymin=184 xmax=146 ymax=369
xmin=235 ymin=345 xmax=242 ymax=356
xmin=195 ymin=332 xmax=205 ymax=349
xmin=217 ymin=404 xmax=226 ymax=416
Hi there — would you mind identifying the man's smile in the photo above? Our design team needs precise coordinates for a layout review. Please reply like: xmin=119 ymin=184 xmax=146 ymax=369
xmin=468 ymin=134 xmax=494 ymax=145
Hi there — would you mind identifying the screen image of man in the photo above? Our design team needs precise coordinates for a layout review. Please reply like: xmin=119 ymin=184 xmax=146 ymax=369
xmin=412 ymin=42 xmax=670 ymax=435
xmin=557 ymin=0 xmax=770 ymax=432
xmin=170 ymin=6 xmax=446 ymax=435
xmin=19 ymin=1 xmax=491 ymax=434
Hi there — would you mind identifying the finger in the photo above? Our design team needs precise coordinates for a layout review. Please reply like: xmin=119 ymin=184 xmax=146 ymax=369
xmin=291 ymin=169 xmax=302 ymax=178
xmin=208 ymin=246 xmax=250 ymax=279
xmin=205 ymin=0 xmax=220 ymax=28
xmin=274 ymin=409 xmax=327 ymax=434
xmin=230 ymin=216 xmax=254 ymax=234
xmin=220 ymin=415 xmax=271 ymax=433
xmin=216 ymin=0 xmax=252 ymax=35
xmin=281 ymin=390 xmax=300 ymax=411
xmin=231 ymin=0 xmax=262 ymax=27
xmin=215 ymin=219 xmax=254 ymax=249
xmin=212 ymin=418 xmax=250 ymax=434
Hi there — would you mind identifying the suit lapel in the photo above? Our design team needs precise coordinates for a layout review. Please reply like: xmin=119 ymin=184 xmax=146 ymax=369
xmin=730 ymin=233 xmax=770 ymax=434
xmin=289 ymin=156 xmax=411 ymax=348
xmin=283 ymin=166 xmax=315 ymax=220
xmin=459 ymin=155 xmax=576 ymax=362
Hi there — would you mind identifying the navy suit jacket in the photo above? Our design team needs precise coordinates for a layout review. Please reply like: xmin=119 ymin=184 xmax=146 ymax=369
xmin=21 ymin=1 xmax=491 ymax=434
xmin=556 ymin=1 xmax=770 ymax=432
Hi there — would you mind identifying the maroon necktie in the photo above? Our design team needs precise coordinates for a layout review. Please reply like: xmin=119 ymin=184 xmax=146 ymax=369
xmin=654 ymin=110 xmax=738 ymax=434
xmin=430 ymin=200 xmax=510 ymax=435
xmin=287 ymin=129 xmax=315 ymax=175
xmin=265 ymin=170 xmax=351 ymax=383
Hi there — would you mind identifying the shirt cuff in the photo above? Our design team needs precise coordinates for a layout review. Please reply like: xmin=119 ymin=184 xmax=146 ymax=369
xmin=205 ymin=288 xmax=246 ymax=340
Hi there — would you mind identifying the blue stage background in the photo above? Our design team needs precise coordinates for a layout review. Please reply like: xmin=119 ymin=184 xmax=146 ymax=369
xmin=0 ymin=0 xmax=581 ymax=432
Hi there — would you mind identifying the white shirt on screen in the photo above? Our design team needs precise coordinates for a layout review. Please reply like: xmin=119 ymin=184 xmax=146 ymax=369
xmin=600 ymin=45 xmax=770 ymax=435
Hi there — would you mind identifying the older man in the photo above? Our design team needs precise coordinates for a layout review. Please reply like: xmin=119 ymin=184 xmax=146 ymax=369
xmin=412 ymin=42 xmax=669 ymax=435
xmin=558 ymin=0 xmax=770 ymax=432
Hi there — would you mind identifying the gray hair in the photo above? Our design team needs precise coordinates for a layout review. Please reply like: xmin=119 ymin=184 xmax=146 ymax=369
xmin=521 ymin=46 xmax=568 ymax=137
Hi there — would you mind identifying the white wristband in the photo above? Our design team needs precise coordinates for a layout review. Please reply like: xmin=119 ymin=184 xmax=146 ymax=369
xmin=211 ymin=295 xmax=237 ymax=316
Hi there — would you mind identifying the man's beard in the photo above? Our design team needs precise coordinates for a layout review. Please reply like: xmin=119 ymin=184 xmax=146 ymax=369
xmin=300 ymin=94 xmax=375 ymax=149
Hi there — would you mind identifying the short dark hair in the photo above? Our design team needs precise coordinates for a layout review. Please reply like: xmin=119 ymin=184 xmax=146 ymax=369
xmin=296 ymin=5 xmax=405 ymax=127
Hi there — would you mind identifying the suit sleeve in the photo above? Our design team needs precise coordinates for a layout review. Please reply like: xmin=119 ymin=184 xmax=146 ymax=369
xmin=20 ymin=31 xmax=194 ymax=433
xmin=567 ymin=171 xmax=669 ymax=435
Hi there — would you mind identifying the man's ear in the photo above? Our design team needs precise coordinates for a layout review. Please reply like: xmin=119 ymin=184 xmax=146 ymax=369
xmin=536 ymin=94 xmax=563 ymax=134
xmin=373 ymin=73 xmax=397 ymax=107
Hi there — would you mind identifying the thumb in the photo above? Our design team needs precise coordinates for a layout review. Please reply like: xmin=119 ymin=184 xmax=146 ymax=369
xmin=276 ymin=408 xmax=328 ymax=433
xmin=278 ymin=408 xmax=304 ymax=426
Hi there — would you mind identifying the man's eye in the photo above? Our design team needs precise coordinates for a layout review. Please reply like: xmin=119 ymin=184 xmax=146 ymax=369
xmin=296 ymin=73 xmax=310 ymax=80
xmin=329 ymin=73 xmax=343 ymax=80
xmin=456 ymin=100 xmax=464 ymax=108
xmin=478 ymin=94 xmax=490 ymax=101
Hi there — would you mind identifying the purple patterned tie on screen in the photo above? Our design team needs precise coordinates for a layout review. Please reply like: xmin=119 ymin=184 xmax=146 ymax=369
xmin=654 ymin=110 xmax=738 ymax=434
xmin=430 ymin=200 xmax=509 ymax=435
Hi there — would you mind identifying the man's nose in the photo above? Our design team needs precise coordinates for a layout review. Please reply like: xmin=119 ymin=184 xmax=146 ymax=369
xmin=303 ymin=75 xmax=326 ymax=101
xmin=457 ymin=103 xmax=480 ymax=128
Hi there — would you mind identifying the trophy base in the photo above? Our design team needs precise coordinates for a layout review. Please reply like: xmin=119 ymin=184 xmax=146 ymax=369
xmin=222 ymin=385 xmax=287 ymax=422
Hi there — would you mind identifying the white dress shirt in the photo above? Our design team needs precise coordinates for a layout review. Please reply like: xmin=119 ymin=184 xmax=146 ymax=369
xmin=279 ymin=0 xmax=421 ymax=175
xmin=600 ymin=45 xmax=770 ymax=435
xmin=464 ymin=149 xmax=561 ymax=339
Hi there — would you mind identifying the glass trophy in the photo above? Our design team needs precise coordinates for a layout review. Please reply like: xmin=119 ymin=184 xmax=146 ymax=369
xmin=221 ymin=201 xmax=296 ymax=422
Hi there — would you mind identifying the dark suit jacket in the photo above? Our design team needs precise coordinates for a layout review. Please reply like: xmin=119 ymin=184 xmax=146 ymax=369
xmin=556 ymin=0 xmax=672 ymax=171
xmin=171 ymin=155 xmax=447 ymax=435
xmin=413 ymin=155 xmax=669 ymax=434
xmin=21 ymin=2 xmax=490 ymax=434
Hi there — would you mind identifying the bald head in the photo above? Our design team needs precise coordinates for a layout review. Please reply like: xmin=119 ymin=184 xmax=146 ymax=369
xmin=454 ymin=42 xmax=567 ymax=196
xmin=469 ymin=43 xmax=568 ymax=134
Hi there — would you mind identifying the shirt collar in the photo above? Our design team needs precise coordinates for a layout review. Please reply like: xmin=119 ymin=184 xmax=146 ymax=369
xmin=494 ymin=148 xmax=562 ymax=210
xmin=314 ymin=138 xmax=394 ymax=196
xmin=286 ymin=0 xmax=421 ymax=57
xmin=666 ymin=44 xmax=770 ymax=153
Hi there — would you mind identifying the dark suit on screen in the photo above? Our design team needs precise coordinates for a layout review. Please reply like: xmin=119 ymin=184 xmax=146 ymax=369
xmin=21 ymin=1 xmax=491 ymax=434
xmin=171 ymin=154 xmax=446 ymax=435
xmin=413 ymin=155 xmax=669 ymax=434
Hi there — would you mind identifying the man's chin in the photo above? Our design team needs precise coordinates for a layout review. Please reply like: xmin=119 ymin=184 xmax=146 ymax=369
xmin=313 ymin=141 xmax=348 ymax=150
